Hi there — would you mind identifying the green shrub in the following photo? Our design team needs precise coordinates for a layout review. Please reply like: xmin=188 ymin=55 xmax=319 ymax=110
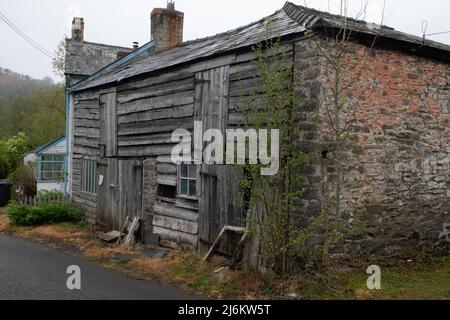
xmin=6 ymin=202 xmax=82 ymax=226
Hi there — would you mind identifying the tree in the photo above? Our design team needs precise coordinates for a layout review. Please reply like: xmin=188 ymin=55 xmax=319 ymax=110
xmin=53 ymin=39 xmax=66 ymax=81
xmin=315 ymin=0 xmax=385 ymax=250
xmin=237 ymin=36 xmax=314 ymax=274
xmin=17 ymin=85 xmax=66 ymax=147
xmin=0 ymin=133 xmax=30 ymax=173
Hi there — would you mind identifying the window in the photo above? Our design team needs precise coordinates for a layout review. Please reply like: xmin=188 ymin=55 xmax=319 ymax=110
xmin=178 ymin=164 xmax=197 ymax=198
xmin=82 ymin=159 xmax=97 ymax=194
xmin=40 ymin=155 xmax=65 ymax=181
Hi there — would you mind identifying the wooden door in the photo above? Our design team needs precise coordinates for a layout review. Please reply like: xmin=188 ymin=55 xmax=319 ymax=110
xmin=97 ymin=159 xmax=119 ymax=229
xmin=99 ymin=91 xmax=117 ymax=157
xmin=196 ymin=66 xmax=244 ymax=255
xmin=118 ymin=159 xmax=143 ymax=226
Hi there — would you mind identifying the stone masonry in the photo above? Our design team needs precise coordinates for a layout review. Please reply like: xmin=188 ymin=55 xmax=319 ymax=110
xmin=295 ymin=36 xmax=450 ymax=256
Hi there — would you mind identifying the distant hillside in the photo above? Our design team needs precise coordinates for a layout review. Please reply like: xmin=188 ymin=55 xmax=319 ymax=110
xmin=0 ymin=67 xmax=65 ymax=147
xmin=0 ymin=67 xmax=55 ymax=107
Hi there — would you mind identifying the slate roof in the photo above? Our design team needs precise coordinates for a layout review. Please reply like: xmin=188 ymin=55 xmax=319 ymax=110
xmin=283 ymin=2 xmax=450 ymax=53
xmin=71 ymin=2 xmax=450 ymax=92
xmin=71 ymin=8 xmax=306 ymax=91
xmin=65 ymin=39 xmax=133 ymax=76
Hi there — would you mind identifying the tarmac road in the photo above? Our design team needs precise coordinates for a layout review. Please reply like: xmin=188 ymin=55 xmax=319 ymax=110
xmin=0 ymin=233 xmax=198 ymax=300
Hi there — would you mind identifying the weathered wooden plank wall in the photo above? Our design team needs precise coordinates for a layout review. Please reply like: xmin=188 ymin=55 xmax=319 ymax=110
xmin=70 ymin=40 xmax=295 ymax=254
xmin=72 ymin=90 xmax=101 ymax=224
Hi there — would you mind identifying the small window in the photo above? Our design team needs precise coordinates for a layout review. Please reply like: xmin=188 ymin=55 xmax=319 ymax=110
xmin=178 ymin=164 xmax=197 ymax=198
xmin=157 ymin=185 xmax=176 ymax=199
xmin=40 ymin=154 xmax=65 ymax=182
xmin=82 ymin=159 xmax=97 ymax=194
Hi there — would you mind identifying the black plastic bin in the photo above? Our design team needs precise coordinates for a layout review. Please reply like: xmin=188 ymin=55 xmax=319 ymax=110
xmin=0 ymin=179 xmax=11 ymax=207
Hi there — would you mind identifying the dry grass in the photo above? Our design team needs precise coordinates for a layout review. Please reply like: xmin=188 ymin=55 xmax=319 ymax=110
xmin=0 ymin=210 xmax=10 ymax=232
xmin=83 ymin=241 xmax=141 ymax=259
xmin=1 ymin=210 xmax=448 ymax=300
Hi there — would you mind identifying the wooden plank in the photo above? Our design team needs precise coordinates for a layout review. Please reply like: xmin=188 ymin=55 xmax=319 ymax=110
xmin=152 ymin=226 xmax=198 ymax=248
xmin=118 ymin=144 xmax=176 ymax=157
xmin=74 ymin=127 xmax=100 ymax=138
xmin=157 ymin=174 xmax=177 ymax=186
xmin=73 ymin=137 xmax=98 ymax=148
xmin=118 ymin=91 xmax=194 ymax=115
xmin=118 ymin=71 xmax=194 ymax=92
xmin=154 ymin=202 xmax=199 ymax=222
xmin=117 ymin=78 xmax=194 ymax=104
xmin=118 ymin=132 xmax=174 ymax=147
xmin=157 ymin=162 xmax=177 ymax=174
xmin=153 ymin=215 xmax=198 ymax=235
xmin=118 ymin=117 xmax=194 ymax=136
xmin=118 ymin=104 xmax=194 ymax=124
xmin=100 ymin=91 xmax=118 ymax=157
xmin=72 ymin=146 xmax=99 ymax=157
xmin=75 ymin=119 xmax=100 ymax=128
xmin=74 ymin=109 xmax=100 ymax=120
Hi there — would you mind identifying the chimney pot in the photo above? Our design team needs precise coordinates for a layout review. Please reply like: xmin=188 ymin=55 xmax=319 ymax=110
xmin=151 ymin=2 xmax=184 ymax=51
xmin=71 ymin=17 xmax=84 ymax=42
xmin=133 ymin=42 xmax=139 ymax=49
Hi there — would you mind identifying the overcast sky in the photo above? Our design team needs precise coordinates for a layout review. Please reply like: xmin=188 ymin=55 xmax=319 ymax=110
xmin=1 ymin=0 xmax=449 ymax=81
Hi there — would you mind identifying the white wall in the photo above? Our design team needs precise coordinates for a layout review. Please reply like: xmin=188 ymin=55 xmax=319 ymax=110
xmin=45 ymin=138 xmax=66 ymax=154
xmin=37 ymin=182 xmax=64 ymax=193
xmin=24 ymin=153 xmax=37 ymax=164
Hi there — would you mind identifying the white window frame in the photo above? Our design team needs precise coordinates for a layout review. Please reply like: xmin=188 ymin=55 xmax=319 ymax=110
xmin=177 ymin=164 xmax=197 ymax=200
xmin=81 ymin=159 xmax=97 ymax=194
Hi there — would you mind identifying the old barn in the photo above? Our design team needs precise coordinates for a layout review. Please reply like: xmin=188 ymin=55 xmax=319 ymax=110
xmin=66 ymin=2 xmax=450 ymax=259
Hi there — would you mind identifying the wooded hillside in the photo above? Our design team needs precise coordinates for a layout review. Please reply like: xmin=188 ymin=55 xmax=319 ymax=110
xmin=0 ymin=67 xmax=65 ymax=148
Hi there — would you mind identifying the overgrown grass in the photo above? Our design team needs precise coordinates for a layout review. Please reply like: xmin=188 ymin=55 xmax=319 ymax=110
xmin=5 ymin=202 xmax=82 ymax=226
xmin=3 ymin=214 xmax=449 ymax=300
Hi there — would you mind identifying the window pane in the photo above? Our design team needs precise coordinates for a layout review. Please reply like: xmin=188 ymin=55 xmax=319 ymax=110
xmin=188 ymin=165 xmax=196 ymax=179
xmin=42 ymin=172 xmax=52 ymax=181
xmin=42 ymin=163 xmax=52 ymax=171
xmin=54 ymin=155 xmax=65 ymax=162
xmin=53 ymin=163 xmax=64 ymax=171
xmin=180 ymin=164 xmax=188 ymax=178
xmin=188 ymin=180 xmax=196 ymax=197
xmin=180 ymin=179 xmax=188 ymax=195
xmin=41 ymin=155 xmax=53 ymax=161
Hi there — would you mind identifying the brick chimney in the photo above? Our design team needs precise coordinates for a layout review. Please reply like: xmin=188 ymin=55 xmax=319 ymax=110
xmin=72 ymin=17 xmax=84 ymax=42
xmin=151 ymin=1 xmax=184 ymax=51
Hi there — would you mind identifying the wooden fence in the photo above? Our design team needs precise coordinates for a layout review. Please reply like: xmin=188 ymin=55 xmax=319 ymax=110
xmin=15 ymin=193 xmax=69 ymax=206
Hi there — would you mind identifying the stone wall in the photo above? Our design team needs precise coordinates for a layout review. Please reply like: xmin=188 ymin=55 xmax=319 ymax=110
xmin=143 ymin=158 xmax=157 ymax=234
xmin=310 ymin=36 xmax=450 ymax=256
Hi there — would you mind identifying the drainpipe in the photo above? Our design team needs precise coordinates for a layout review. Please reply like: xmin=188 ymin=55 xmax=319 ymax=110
xmin=64 ymin=88 xmax=69 ymax=196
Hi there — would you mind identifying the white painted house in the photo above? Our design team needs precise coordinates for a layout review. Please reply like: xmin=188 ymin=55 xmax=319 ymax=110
xmin=24 ymin=135 xmax=67 ymax=193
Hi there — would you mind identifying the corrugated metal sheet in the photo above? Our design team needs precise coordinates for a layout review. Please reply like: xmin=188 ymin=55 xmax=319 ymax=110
xmin=72 ymin=9 xmax=306 ymax=91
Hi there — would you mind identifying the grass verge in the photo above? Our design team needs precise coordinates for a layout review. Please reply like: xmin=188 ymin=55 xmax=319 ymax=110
xmin=0 ymin=212 xmax=448 ymax=300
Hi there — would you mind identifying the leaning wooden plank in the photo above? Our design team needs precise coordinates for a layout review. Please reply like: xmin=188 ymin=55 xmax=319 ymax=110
xmin=203 ymin=226 xmax=228 ymax=262
xmin=228 ymin=233 xmax=248 ymax=268
xmin=123 ymin=217 xmax=140 ymax=246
